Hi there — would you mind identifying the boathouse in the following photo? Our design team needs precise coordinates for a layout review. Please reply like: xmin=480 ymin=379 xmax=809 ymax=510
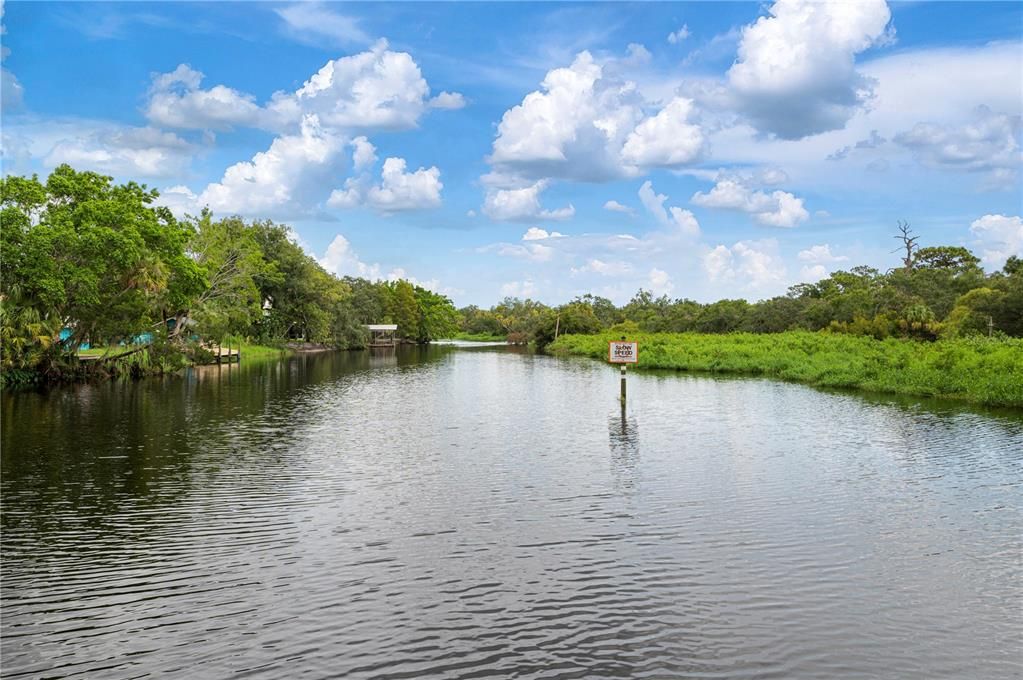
xmin=366 ymin=324 xmax=398 ymax=348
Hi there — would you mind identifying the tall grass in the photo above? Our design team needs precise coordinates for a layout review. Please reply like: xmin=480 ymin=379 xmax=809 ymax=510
xmin=548 ymin=331 xmax=1023 ymax=408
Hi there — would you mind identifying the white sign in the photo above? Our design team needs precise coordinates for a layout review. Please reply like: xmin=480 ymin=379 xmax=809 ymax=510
xmin=608 ymin=341 xmax=638 ymax=364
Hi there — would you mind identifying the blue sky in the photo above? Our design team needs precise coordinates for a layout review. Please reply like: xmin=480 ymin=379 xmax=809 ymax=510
xmin=2 ymin=1 xmax=1021 ymax=306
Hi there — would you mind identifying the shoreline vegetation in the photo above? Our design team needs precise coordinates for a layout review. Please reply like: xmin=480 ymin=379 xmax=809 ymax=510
xmin=549 ymin=331 xmax=1023 ymax=408
xmin=3 ymin=166 xmax=1021 ymax=398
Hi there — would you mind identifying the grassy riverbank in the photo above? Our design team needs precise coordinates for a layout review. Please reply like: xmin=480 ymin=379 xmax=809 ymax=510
xmin=450 ymin=331 xmax=507 ymax=342
xmin=548 ymin=331 xmax=1023 ymax=407
xmin=230 ymin=341 xmax=293 ymax=360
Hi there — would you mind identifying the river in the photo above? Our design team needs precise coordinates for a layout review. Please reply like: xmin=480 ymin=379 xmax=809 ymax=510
xmin=2 ymin=346 xmax=1021 ymax=679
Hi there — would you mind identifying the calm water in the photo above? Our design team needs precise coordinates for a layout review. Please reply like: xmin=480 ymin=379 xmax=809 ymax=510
xmin=2 ymin=347 xmax=1022 ymax=679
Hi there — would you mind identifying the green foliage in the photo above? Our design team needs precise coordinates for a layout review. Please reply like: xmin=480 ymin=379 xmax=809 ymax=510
xmin=1 ymin=166 xmax=461 ymax=385
xmin=549 ymin=331 xmax=1023 ymax=408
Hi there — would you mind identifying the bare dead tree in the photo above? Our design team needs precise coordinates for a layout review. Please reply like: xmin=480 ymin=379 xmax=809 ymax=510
xmin=892 ymin=220 xmax=918 ymax=271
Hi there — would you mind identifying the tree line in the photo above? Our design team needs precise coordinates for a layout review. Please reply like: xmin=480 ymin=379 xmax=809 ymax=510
xmin=2 ymin=165 xmax=1020 ymax=384
xmin=458 ymin=238 xmax=1021 ymax=347
xmin=1 ymin=166 xmax=458 ymax=383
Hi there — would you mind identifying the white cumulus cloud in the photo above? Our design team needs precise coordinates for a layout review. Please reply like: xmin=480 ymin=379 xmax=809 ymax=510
xmin=603 ymin=200 xmax=633 ymax=214
xmin=970 ymin=214 xmax=1023 ymax=270
xmin=44 ymin=125 xmax=194 ymax=179
xmin=691 ymin=179 xmax=808 ymax=228
xmin=522 ymin=227 xmax=565 ymax=240
xmin=638 ymin=181 xmax=700 ymax=236
xmin=482 ymin=180 xmax=575 ymax=222
xmin=620 ymin=97 xmax=705 ymax=168
xmin=667 ymin=25 xmax=690 ymax=45
xmin=329 ymin=156 xmax=442 ymax=213
xmin=428 ymin=91 xmax=467 ymax=110
xmin=797 ymin=244 xmax=848 ymax=264
xmin=198 ymin=114 xmax=346 ymax=216
xmin=648 ymin=268 xmax=674 ymax=295
xmin=488 ymin=50 xmax=706 ymax=183
xmin=146 ymin=64 xmax=262 ymax=130
xmin=727 ymin=0 xmax=893 ymax=139
xmin=893 ymin=106 xmax=1021 ymax=185
xmin=703 ymin=240 xmax=788 ymax=290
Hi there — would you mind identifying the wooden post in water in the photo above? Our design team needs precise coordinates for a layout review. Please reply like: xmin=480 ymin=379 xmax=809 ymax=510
xmin=619 ymin=335 xmax=627 ymax=403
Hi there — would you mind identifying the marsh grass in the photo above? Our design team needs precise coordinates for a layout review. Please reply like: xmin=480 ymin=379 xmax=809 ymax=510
xmin=549 ymin=331 xmax=1023 ymax=408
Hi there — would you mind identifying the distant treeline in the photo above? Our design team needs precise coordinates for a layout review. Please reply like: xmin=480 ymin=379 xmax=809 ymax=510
xmin=2 ymin=165 xmax=1020 ymax=386
xmin=1 ymin=166 xmax=458 ymax=384
xmin=460 ymin=249 xmax=1022 ymax=348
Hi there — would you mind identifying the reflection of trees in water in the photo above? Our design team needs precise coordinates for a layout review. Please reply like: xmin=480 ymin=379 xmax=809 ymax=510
xmin=608 ymin=404 xmax=640 ymax=490
xmin=1 ymin=346 xmax=462 ymax=536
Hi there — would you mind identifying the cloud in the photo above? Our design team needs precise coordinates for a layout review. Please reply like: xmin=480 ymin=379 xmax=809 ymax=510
xmin=350 ymin=135 xmax=377 ymax=171
xmin=727 ymin=0 xmax=892 ymax=139
xmin=319 ymin=233 xmax=383 ymax=279
xmin=800 ymin=264 xmax=829 ymax=282
xmin=487 ymin=50 xmax=705 ymax=183
xmin=500 ymin=279 xmax=537 ymax=298
xmin=480 ymin=242 xmax=554 ymax=263
xmin=797 ymin=244 xmax=848 ymax=264
xmin=318 ymin=233 xmax=457 ymax=295
xmin=155 ymin=185 xmax=200 ymax=216
xmin=328 ymin=156 xmax=442 ymax=213
xmin=893 ymin=105 xmax=1021 ymax=184
xmin=146 ymin=64 xmax=262 ymax=130
xmin=969 ymin=214 xmax=1022 ymax=270
xmin=274 ymin=40 xmax=432 ymax=132
xmin=691 ymin=179 xmax=808 ymax=228
xmin=275 ymin=2 xmax=372 ymax=47
xmin=603 ymin=200 xmax=633 ymax=215
xmin=1 ymin=2 xmax=23 ymax=111
xmin=1 ymin=63 xmax=22 ymax=112
xmin=620 ymin=97 xmax=705 ymax=168
xmin=758 ymin=167 xmax=789 ymax=185
xmin=482 ymin=180 xmax=575 ymax=221
xmin=572 ymin=258 xmax=632 ymax=277
xmin=856 ymin=130 xmax=886 ymax=149
xmin=146 ymin=40 xmax=438 ymax=134
xmin=648 ymin=268 xmax=673 ymax=295
xmin=42 ymin=124 xmax=194 ymax=179
xmin=797 ymin=244 xmax=848 ymax=281
xmin=428 ymin=91 xmax=467 ymax=110
xmin=148 ymin=42 xmax=458 ymax=218
xmin=199 ymin=114 xmax=347 ymax=216
xmin=638 ymin=180 xmax=700 ymax=236
xmin=703 ymin=239 xmax=787 ymax=290
xmin=667 ymin=25 xmax=690 ymax=45
xmin=522 ymin=227 xmax=564 ymax=240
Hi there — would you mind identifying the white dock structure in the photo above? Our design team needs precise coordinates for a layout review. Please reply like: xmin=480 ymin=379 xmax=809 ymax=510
xmin=366 ymin=324 xmax=398 ymax=348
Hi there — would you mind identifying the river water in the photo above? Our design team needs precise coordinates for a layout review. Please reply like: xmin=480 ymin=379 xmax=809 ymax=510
xmin=2 ymin=346 xmax=1021 ymax=679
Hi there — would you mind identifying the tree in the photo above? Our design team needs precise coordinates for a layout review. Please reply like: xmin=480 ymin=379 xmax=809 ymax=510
xmin=892 ymin=220 xmax=919 ymax=271
xmin=414 ymin=287 xmax=459 ymax=342
xmin=0 ymin=165 xmax=202 ymax=352
xmin=390 ymin=280 xmax=419 ymax=340
xmin=176 ymin=212 xmax=268 ymax=341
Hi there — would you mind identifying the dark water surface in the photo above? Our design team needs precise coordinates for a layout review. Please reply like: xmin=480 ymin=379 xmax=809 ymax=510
xmin=3 ymin=347 xmax=1021 ymax=679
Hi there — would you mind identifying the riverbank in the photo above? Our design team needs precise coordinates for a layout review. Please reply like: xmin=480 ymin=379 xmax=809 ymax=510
xmin=548 ymin=331 xmax=1023 ymax=408
xmin=0 ymin=340 xmax=292 ymax=388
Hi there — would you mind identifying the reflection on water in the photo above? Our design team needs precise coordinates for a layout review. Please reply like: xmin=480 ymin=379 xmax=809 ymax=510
xmin=609 ymin=403 xmax=640 ymax=492
xmin=2 ymin=347 xmax=1022 ymax=679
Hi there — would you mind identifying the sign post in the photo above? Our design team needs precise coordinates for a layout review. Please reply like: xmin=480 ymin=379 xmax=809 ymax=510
xmin=608 ymin=337 xmax=638 ymax=402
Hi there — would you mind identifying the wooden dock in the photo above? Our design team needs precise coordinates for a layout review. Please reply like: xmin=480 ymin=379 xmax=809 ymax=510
xmin=210 ymin=346 xmax=240 ymax=364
